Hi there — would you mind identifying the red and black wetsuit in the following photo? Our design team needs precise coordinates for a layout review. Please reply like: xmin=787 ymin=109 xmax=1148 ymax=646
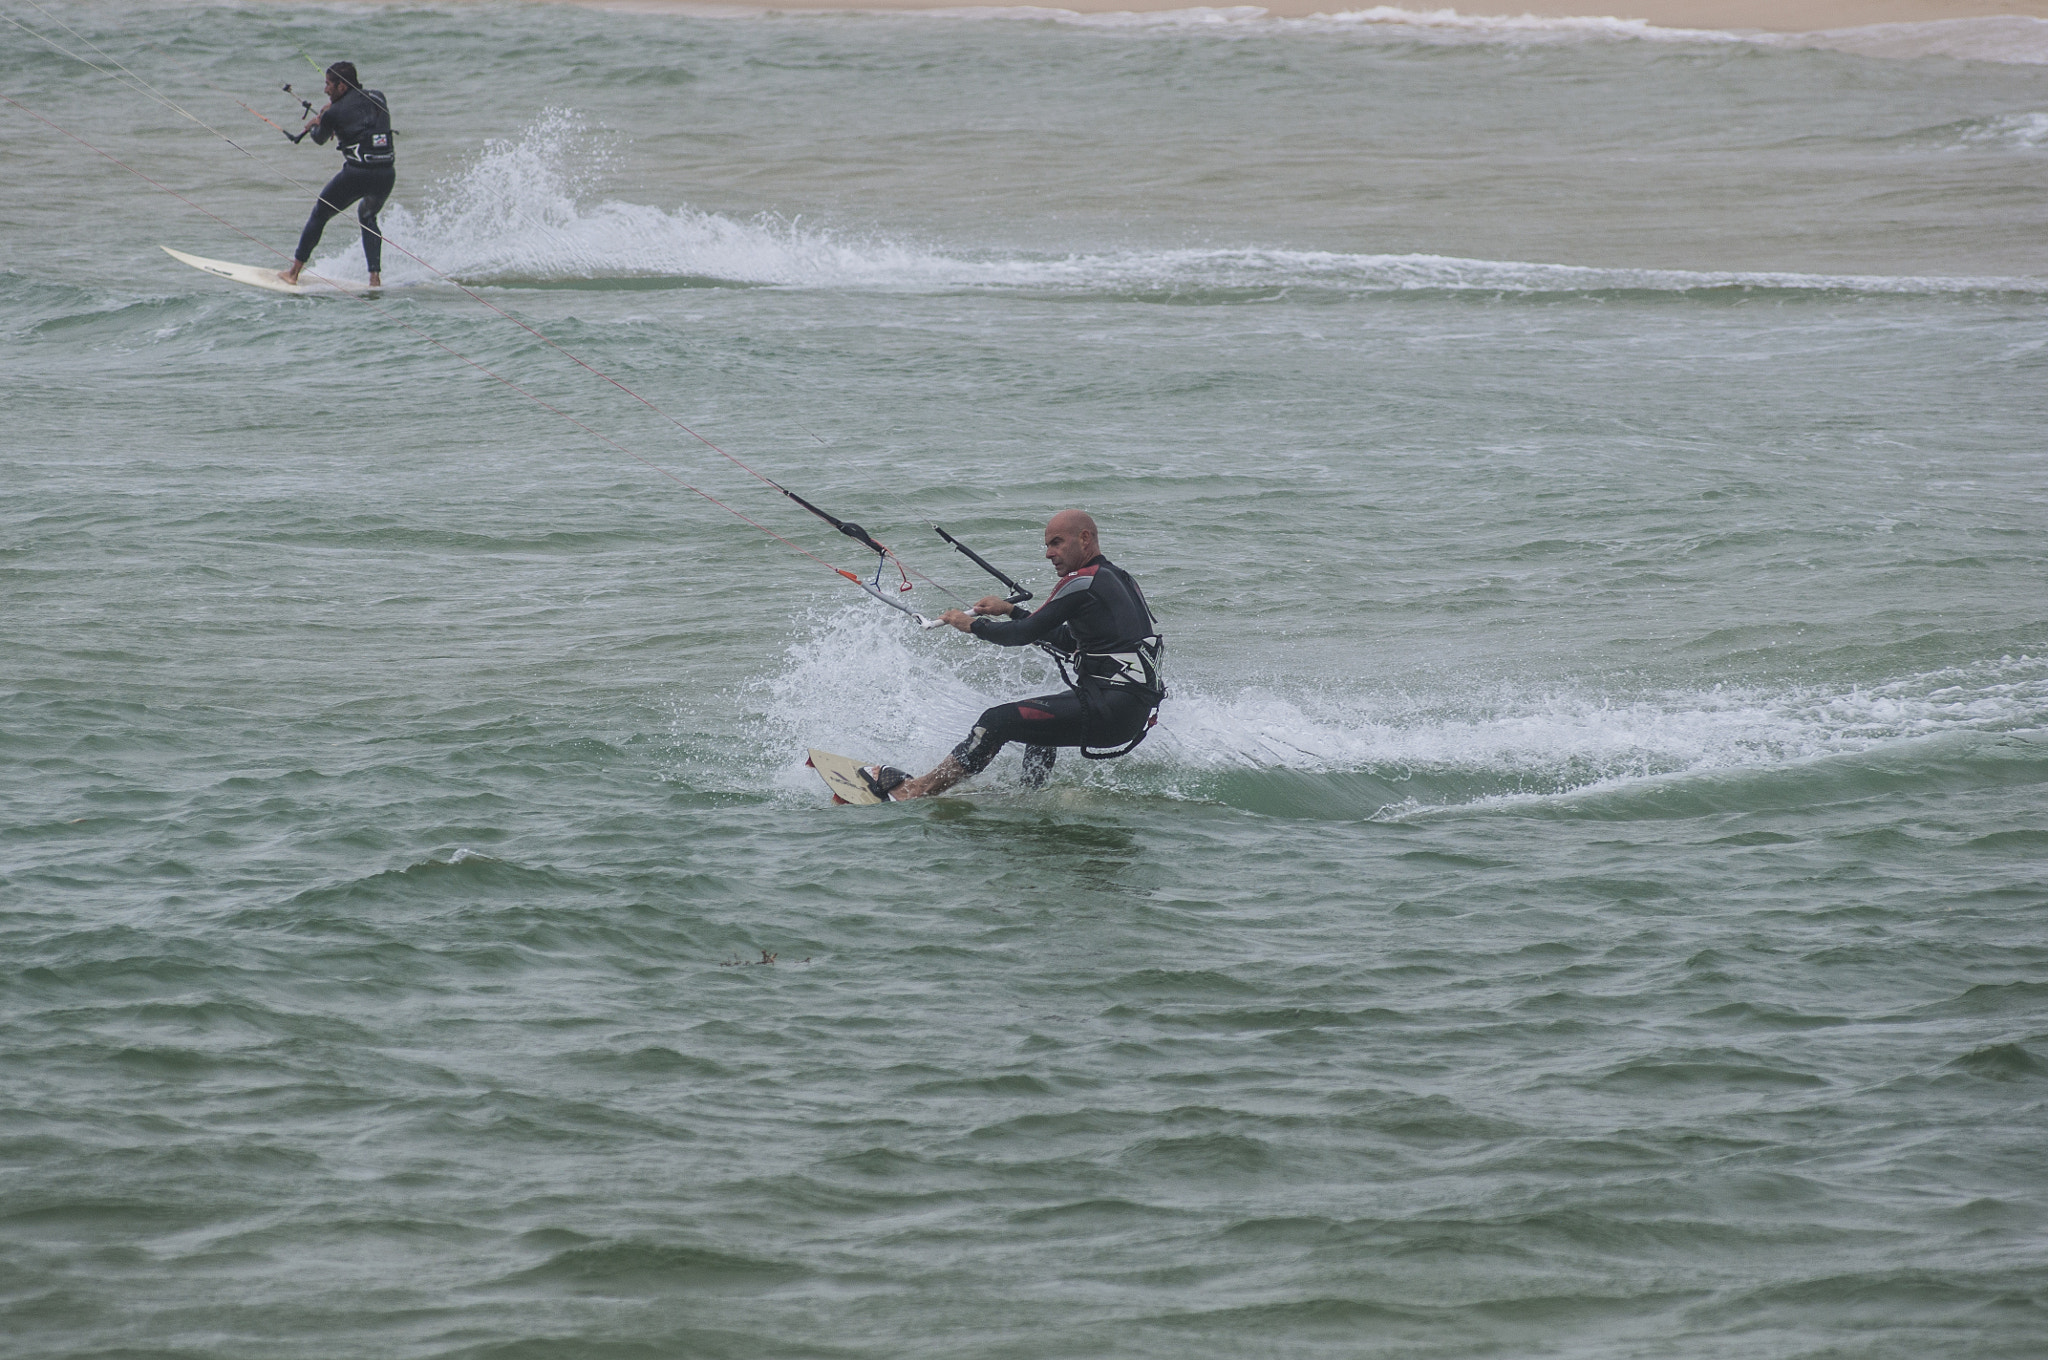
xmin=954 ymin=555 xmax=1165 ymax=781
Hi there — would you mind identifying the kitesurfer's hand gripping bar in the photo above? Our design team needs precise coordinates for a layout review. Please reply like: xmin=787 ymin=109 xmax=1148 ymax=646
xmin=930 ymin=525 xmax=1033 ymax=604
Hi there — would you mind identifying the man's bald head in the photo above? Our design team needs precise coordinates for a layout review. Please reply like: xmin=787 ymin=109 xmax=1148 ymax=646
xmin=1043 ymin=509 xmax=1100 ymax=575
xmin=1048 ymin=509 xmax=1096 ymax=543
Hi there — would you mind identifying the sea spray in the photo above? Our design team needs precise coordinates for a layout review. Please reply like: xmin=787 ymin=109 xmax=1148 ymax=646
xmin=742 ymin=605 xmax=2048 ymax=813
xmin=320 ymin=113 xmax=2048 ymax=294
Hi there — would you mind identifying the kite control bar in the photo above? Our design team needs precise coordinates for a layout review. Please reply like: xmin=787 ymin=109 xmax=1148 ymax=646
xmin=280 ymin=84 xmax=314 ymax=142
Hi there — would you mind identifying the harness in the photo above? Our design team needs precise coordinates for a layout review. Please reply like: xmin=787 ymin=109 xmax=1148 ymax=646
xmin=1050 ymin=636 xmax=1165 ymax=694
xmin=337 ymin=90 xmax=394 ymax=167
xmin=341 ymin=131 xmax=394 ymax=166
xmin=1047 ymin=634 xmax=1167 ymax=760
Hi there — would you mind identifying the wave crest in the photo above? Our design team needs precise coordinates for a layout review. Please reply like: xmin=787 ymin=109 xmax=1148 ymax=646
xmin=323 ymin=112 xmax=2046 ymax=296
xmin=893 ymin=7 xmax=2048 ymax=66
xmin=742 ymin=606 xmax=2048 ymax=816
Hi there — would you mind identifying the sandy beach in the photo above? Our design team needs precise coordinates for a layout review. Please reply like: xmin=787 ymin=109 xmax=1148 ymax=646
xmin=566 ymin=0 xmax=2048 ymax=33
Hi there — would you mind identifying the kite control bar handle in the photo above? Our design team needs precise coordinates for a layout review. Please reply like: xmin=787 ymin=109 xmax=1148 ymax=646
xmin=931 ymin=524 xmax=1032 ymax=604
xmin=281 ymin=84 xmax=315 ymax=142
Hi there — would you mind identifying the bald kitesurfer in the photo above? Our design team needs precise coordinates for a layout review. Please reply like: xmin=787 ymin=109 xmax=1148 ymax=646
xmin=278 ymin=63 xmax=395 ymax=288
xmin=868 ymin=510 xmax=1165 ymax=800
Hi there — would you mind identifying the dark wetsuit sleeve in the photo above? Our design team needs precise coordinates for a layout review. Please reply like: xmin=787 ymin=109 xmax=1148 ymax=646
xmin=970 ymin=591 xmax=1083 ymax=647
xmin=310 ymin=92 xmax=381 ymax=149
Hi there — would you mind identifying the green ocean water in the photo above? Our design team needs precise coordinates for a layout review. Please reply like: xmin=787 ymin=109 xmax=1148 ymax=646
xmin=4 ymin=3 xmax=2047 ymax=1356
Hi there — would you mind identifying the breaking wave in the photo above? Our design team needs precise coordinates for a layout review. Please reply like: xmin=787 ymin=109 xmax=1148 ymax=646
xmin=741 ymin=605 xmax=2048 ymax=819
xmin=752 ymin=6 xmax=2048 ymax=67
xmin=325 ymin=111 xmax=2048 ymax=296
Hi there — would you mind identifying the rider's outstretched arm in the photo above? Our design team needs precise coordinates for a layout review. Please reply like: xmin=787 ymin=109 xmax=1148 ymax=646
xmin=969 ymin=585 xmax=1082 ymax=646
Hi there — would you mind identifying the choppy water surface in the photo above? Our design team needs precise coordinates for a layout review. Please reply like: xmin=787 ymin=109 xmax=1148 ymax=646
xmin=3 ymin=3 xmax=2046 ymax=1356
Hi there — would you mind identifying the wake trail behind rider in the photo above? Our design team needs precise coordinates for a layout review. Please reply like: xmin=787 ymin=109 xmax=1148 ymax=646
xmin=278 ymin=61 xmax=394 ymax=287
xmin=870 ymin=509 xmax=1165 ymax=800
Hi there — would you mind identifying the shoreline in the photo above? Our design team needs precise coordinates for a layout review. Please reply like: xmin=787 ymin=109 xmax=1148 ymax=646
xmin=553 ymin=0 xmax=2048 ymax=35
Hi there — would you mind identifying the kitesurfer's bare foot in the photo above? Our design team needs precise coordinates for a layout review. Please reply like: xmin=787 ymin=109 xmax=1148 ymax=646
xmin=893 ymin=756 xmax=971 ymax=800
xmin=278 ymin=262 xmax=303 ymax=285
xmin=368 ymin=272 xmax=381 ymax=287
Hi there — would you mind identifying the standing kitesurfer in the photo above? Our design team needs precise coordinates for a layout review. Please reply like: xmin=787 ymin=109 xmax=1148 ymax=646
xmin=869 ymin=510 xmax=1165 ymax=800
xmin=278 ymin=62 xmax=394 ymax=287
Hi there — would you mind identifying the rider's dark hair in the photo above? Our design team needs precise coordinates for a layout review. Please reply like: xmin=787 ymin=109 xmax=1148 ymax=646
xmin=326 ymin=62 xmax=360 ymax=91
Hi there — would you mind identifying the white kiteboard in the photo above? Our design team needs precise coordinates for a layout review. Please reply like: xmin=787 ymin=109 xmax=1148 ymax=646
xmin=806 ymin=749 xmax=894 ymax=806
xmin=161 ymin=245 xmax=352 ymax=295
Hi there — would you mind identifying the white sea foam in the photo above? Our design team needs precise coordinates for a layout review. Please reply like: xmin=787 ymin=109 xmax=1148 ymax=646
xmin=750 ymin=604 xmax=1068 ymax=792
xmin=1153 ymin=660 xmax=2048 ymax=775
xmin=750 ymin=603 xmax=2048 ymax=808
xmin=343 ymin=111 xmax=962 ymax=288
xmin=846 ymin=4 xmax=1743 ymax=44
xmin=1955 ymin=111 xmax=2048 ymax=152
xmin=743 ymin=5 xmax=2048 ymax=66
xmin=378 ymin=1 xmax=2048 ymax=64
xmin=1793 ymin=16 xmax=2048 ymax=66
xmin=322 ymin=112 xmax=2048 ymax=295
xmin=1293 ymin=7 xmax=2048 ymax=67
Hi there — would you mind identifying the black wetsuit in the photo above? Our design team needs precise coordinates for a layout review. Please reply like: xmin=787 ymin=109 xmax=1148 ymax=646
xmin=955 ymin=555 xmax=1165 ymax=782
xmin=294 ymin=88 xmax=395 ymax=274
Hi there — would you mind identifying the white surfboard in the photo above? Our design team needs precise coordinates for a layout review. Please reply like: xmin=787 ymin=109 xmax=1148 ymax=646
xmin=806 ymin=749 xmax=893 ymax=805
xmin=161 ymin=245 xmax=350 ymax=295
